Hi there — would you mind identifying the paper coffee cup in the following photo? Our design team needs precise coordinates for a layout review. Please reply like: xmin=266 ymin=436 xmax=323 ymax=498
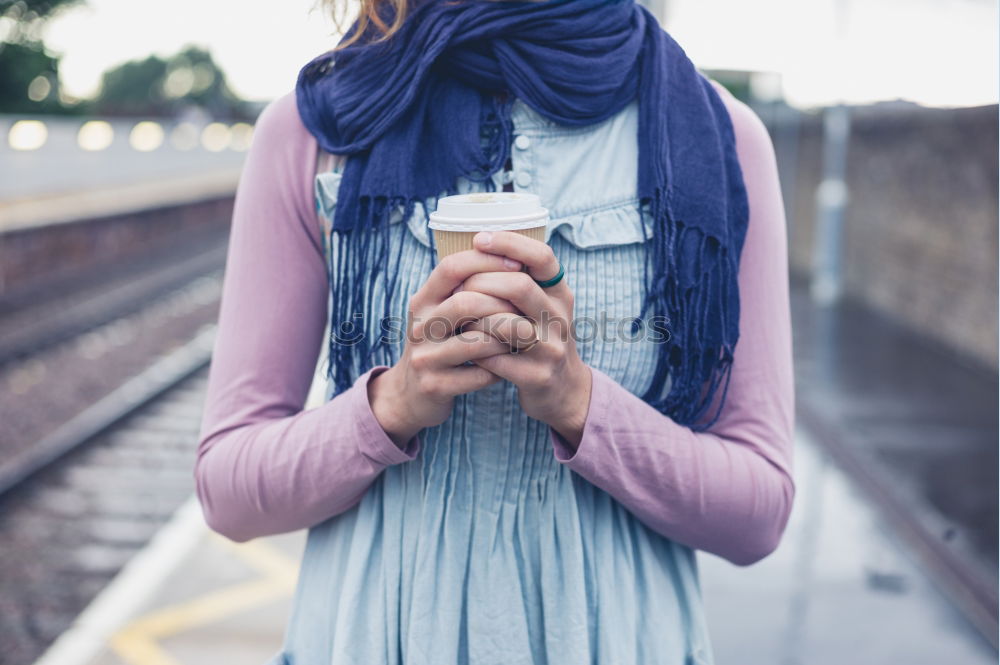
xmin=428 ymin=192 xmax=549 ymax=261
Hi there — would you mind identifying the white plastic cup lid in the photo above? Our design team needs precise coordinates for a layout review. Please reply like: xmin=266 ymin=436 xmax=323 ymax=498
xmin=428 ymin=192 xmax=549 ymax=231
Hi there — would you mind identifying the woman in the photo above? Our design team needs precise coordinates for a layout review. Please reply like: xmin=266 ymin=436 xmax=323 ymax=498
xmin=195 ymin=0 xmax=795 ymax=663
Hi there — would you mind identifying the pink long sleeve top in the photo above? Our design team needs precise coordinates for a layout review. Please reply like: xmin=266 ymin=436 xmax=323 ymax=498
xmin=194 ymin=82 xmax=795 ymax=567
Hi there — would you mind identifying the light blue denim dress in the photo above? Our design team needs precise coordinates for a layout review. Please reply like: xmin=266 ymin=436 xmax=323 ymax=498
xmin=271 ymin=97 xmax=714 ymax=665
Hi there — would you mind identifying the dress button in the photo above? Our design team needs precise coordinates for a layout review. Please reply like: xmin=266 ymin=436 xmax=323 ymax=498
xmin=514 ymin=135 xmax=531 ymax=150
xmin=515 ymin=171 xmax=532 ymax=188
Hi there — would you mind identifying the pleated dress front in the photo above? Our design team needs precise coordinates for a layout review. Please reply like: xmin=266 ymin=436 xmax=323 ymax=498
xmin=270 ymin=97 xmax=715 ymax=665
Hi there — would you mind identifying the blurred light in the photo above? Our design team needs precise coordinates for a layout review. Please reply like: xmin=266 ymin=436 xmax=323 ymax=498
xmin=58 ymin=88 xmax=80 ymax=106
xmin=229 ymin=122 xmax=253 ymax=151
xmin=192 ymin=63 xmax=216 ymax=93
xmin=77 ymin=121 xmax=114 ymax=151
xmin=9 ymin=120 xmax=48 ymax=151
xmin=170 ymin=122 xmax=200 ymax=151
xmin=27 ymin=75 xmax=52 ymax=102
xmin=129 ymin=121 xmax=164 ymax=152
xmin=201 ymin=122 xmax=231 ymax=152
xmin=163 ymin=67 xmax=194 ymax=98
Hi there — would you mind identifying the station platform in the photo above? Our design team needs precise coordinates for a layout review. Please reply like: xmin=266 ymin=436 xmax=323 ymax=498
xmin=31 ymin=426 xmax=994 ymax=665
xmin=0 ymin=169 xmax=241 ymax=233
xmin=32 ymin=496 xmax=301 ymax=665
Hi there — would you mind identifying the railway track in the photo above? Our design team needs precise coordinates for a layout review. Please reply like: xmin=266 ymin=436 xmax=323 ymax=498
xmin=0 ymin=330 xmax=214 ymax=665
xmin=0 ymin=229 xmax=229 ymax=369
xmin=0 ymin=230 xmax=228 ymax=467
xmin=0 ymin=222 xmax=230 ymax=664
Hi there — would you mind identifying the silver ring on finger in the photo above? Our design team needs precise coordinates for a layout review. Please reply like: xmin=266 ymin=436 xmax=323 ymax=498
xmin=510 ymin=338 xmax=540 ymax=354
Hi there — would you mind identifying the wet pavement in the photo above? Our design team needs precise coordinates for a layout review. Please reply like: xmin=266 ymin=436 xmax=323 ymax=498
xmin=787 ymin=274 xmax=998 ymax=642
xmin=700 ymin=428 xmax=996 ymax=665
xmin=32 ymin=497 xmax=299 ymax=665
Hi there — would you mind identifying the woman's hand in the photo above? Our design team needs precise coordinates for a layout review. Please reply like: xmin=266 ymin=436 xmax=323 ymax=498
xmin=367 ymin=249 xmax=531 ymax=448
xmin=461 ymin=231 xmax=593 ymax=448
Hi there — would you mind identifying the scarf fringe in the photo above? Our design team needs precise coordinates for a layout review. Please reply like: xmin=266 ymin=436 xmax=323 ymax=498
xmin=325 ymin=195 xmax=412 ymax=395
xmin=639 ymin=187 xmax=737 ymax=431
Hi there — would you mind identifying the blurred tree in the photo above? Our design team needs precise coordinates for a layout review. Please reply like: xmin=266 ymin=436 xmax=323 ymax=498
xmin=93 ymin=54 xmax=170 ymax=117
xmin=702 ymin=69 xmax=753 ymax=105
xmin=0 ymin=0 xmax=84 ymax=113
xmin=0 ymin=42 xmax=61 ymax=113
xmin=93 ymin=45 xmax=254 ymax=120
xmin=1 ymin=0 xmax=83 ymax=43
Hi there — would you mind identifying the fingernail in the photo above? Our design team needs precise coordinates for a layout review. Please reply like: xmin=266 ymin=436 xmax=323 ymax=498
xmin=476 ymin=231 xmax=492 ymax=246
xmin=504 ymin=258 xmax=521 ymax=269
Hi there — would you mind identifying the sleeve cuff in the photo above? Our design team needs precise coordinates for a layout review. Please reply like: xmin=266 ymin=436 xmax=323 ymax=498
xmin=353 ymin=366 xmax=422 ymax=466
xmin=550 ymin=365 xmax=611 ymax=465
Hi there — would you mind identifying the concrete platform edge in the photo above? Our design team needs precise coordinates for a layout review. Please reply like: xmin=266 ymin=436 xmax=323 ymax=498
xmin=31 ymin=495 xmax=208 ymax=665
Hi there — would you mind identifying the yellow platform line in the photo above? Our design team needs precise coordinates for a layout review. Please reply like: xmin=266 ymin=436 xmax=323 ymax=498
xmin=108 ymin=535 xmax=298 ymax=665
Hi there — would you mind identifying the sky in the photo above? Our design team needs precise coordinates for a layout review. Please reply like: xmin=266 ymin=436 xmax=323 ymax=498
xmin=665 ymin=0 xmax=999 ymax=108
xmin=42 ymin=0 xmax=339 ymax=103
xmin=41 ymin=0 xmax=1000 ymax=110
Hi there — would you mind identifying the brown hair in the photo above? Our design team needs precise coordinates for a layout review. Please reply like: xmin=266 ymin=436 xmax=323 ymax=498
xmin=321 ymin=0 xmax=513 ymax=50
xmin=320 ymin=0 xmax=410 ymax=50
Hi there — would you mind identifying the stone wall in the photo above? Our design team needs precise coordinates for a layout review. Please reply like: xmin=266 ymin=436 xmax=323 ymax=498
xmin=761 ymin=101 xmax=999 ymax=369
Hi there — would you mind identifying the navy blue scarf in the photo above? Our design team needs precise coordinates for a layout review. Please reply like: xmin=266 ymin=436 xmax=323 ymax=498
xmin=295 ymin=0 xmax=749 ymax=430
